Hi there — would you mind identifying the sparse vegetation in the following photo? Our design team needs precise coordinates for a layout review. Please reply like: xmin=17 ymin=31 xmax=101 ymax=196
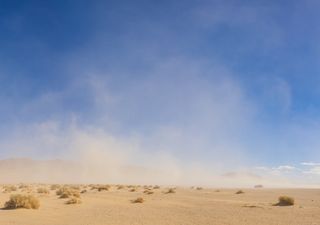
xmin=275 ymin=196 xmax=295 ymax=206
xmin=50 ymin=184 xmax=60 ymax=190
xmin=37 ymin=187 xmax=50 ymax=194
xmin=144 ymin=190 xmax=154 ymax=195
xmin=56 ymin=187 xmax=80 ymax=198
xmin=153 ymin=185 xmax=160 ymax=189
xmin=132 ymin=197 xmax=144 ymax=203
xmin=166 ymin=188 xmax=176 ymax=194
xmin=3 ymin=185 xmax=17 ymax=193
xmin=196 ymin=187 xmax=203 ymax=190
xmin=235 ymin=190 xmax=244 ymax=194
xmin=66 ymin=197 xmax=82 ymax=204
xmin=4 ymin=194 xmax=40 ymax=209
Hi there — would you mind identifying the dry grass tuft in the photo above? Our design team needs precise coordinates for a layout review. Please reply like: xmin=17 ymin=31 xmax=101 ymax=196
xmin=129 ymin=188 xmax=136 ymax=192
xmin=153 ymin=185 xmax=160 ymax=189
xmin=56 ymin=187 xmax=80 ymax=198
xmin=166 ymin=188 xmax=176 ymax=194
xmin=235 ymin=190 xmax=245 ymax=194
xmin=144 ymin=190 xmax=154 ymax=195
xmin=3 ymin=185 xmax=17 ymax=193
xmin=196 ymin=187 xmax=203 ymax=190
xmin=37 ymin=187 xmax=50 ymax=194
xmin=4 ymin=194 xmax=40 ymax=209
xmin=66 ymin=197 xmax=82 ymax=204
xmin=132 ymin=197 xmax=144 ymax=203
xmin=274 ymin=196 xmax=295 ymax=206
xmin=50 ymin=184 xmax=60 ymax=190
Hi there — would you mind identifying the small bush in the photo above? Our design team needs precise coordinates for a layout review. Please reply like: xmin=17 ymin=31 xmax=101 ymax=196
xmin=153 ymin=185 xmax=160 ymax=189
xmin=80 ymin=189 xmax=87 ymax=194
xmin=4 ymin=194 xmax=40 ymax=209
xmin=196 ymin=187 xmax=203 ymax=190
xmin=235 ymin=190 xmax=244 ymax=194
xmin=3 ymin=185 xmax=17 ymax=193
xmin=37 ymin=187 xmax=50 ymax=194
xmin=144 ymin=190 xmax=154 ymax=195
xmin=50 ymin=184 xmax=60 ymax=190
xmin=129 ymin=188 xmax=136 ymax=192
xmin=132 ymin=197 xmax=144 ymax=203
xmin=56 ymin=187 xmax=80 ymax=198
xmin=166 ymin=188 xmax=176 ymax=194
xmin=275 ymin=196 xmax=295 ymax=206
xmin=66 ymin=197 xmax=82 ymax=205
xmin=117 ymin=185 xmax=125 ymax=190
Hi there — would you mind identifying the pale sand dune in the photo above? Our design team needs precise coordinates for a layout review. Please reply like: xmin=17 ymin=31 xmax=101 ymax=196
xmin=0 ymin=186 xmax=319 ymax=225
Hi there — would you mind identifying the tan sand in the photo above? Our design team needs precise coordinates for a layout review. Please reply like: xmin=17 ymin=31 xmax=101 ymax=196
xmin=0 ymin=186 xmax=319 ymax=225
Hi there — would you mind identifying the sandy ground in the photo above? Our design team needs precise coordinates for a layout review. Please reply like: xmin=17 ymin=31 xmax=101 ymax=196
xmin=0 ymin=185 xmax=319 ymax=225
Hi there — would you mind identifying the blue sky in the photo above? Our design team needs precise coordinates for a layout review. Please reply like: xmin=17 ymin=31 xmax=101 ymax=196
xmin=1 ymin=0 xmax=320 ymax=186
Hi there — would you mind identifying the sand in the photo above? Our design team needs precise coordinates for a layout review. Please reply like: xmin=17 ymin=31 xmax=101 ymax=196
xmin=0 ymin=185 xmax=319 ymax=225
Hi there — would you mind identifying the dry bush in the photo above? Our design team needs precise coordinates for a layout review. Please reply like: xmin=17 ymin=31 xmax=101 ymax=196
xmin=129 ymin=188 xmax=136 ymax=192
xmin=97 ymin=185 xmax=110 ymax=192
xmin=37 ymin=187 xmax=50 ymax=194
xmin=3 ymin=185 xmax=17 ymax=193
xmin=50 ymin=184 xmax=60 ymax=190
xmin=144 ymin=190 xmax=154 ymax=195
xmin=80 ymin=189 xmax=87 ymax=194
xmin=235 ymin=190 xmax=244 ymax=194
xmin=196 ymin=187 xmax=203 ymax=190
xmin=90 ymin=185 xmax=110 ymax=192
xmin=56 ymin=187 xmax=80 ymax=198
xmin=275 ymin=196 xmax=295 ymax=206
xmin=166 ymin=188 xmax=176 ymax=194
xmin=66 ymin=197 xmax=82 ymax=205
xmin=153 ymin=185 xmax=160 ymax=189
xmin=4 ymin=194 xmax=40 ymax=209
xmin=117 ymin=185 xmax=125 ymax=190
xmin=132 ymin=197 xmax=144 ymax=203
xmin=18 ymin=184 xmax=29 ymax=189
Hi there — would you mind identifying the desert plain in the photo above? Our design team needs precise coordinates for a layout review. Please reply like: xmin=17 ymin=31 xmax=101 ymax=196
xmin=0 ymin=184 xmax=319 ymax=225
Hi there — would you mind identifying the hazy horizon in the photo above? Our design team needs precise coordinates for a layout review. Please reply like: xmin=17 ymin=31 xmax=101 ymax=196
xmin=1 ymin=0 xmax=320 ymax=187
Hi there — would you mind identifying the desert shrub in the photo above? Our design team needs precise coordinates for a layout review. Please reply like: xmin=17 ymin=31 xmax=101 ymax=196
xmin=66 ymin=197 xmax=82 ymax=204
xmin=37 ymin=187 xmax=50 ymax=194
xmin=80 ymin=189 xmax=87 ymax=194
xmin=56 ymin=187 xmax=80 ymax=198
xmin=166 ymin=188 xmax=176 ymax=194
xmin=4 ymin=194 xmax=40 ymax=209
xmin=50 ymin=184 xmax=60 ymax=190
xmin=129 ymin=188 xmax=136 ymax=192
xmin=275 ymin=196 xmax=295 ymax=206
xmin=18 ymin=184 xmax=29 ymax=189
xmin=153 ymin=185 xmax=160 ymax=189
xmin=97 ymin=185 xmax=110 ymax=192
xmin=196 ymin=187 xmax=203 ymax=190
xmin=132 ymin=197 xmax=144 ymax=203
xmin=144 ymin=190 xmax=154 ymax=195
xmin=235 ymin=190 xmax=244 ymax=194
xmin=90 ymin=185 xmax=110 ymax=191
xmin=117 ymin=185 xmax=125 ymax=190
xmin=3 ymin=185 xmax=17 ymax=193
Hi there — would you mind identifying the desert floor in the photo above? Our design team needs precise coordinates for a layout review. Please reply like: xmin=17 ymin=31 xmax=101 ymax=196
xmin=0 ymin=185 xmax=319 ymax=225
